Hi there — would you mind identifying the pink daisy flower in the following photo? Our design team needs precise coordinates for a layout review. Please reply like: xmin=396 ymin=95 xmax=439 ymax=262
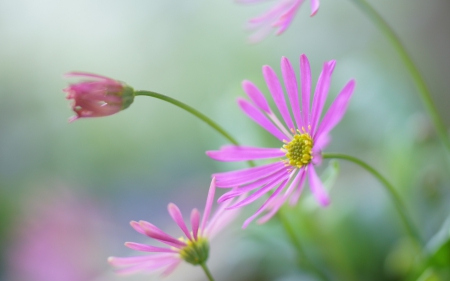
xmin=108 ymin=178 xmax=240 ymax=276
xmin=207 ymin=55 xmax=355 ymax=227
xmin=237 ymin=0 xmax=320 ymax=43
xmin=63 ymin=72 xmax=134 ymax=122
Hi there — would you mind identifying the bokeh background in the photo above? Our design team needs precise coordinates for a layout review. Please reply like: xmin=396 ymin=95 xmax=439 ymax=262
xmin=1 ymin=0 xmax=450 ymax=280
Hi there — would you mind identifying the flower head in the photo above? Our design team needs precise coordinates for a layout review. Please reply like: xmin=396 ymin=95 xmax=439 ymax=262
xmin=207 ymin=55 xmax=355 ymax=227
xmin=63 ymin=72 xmax=134 ymax=122
xmin=237 ymin=0 xmax=320 ymax=43
xmin=108 ymin=178 xmax=240 ymax=276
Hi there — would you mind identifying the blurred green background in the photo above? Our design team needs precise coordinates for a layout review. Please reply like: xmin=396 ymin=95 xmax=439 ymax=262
xmin=1 ymin=0 xmax=450 ymax=280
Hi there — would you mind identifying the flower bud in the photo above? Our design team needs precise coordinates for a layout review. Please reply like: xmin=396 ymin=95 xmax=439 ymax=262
xmin=63 ymin=72 xmax=134 ymax=122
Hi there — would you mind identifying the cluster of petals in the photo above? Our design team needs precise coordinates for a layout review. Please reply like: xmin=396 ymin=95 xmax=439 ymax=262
xmin=63 ymin=72 xmax=126 ymax=122
xmin=108 ymin=178 xmax=240 ymax=276
xmin=236 ymin=0 xmax=320 ymax=43
xmin=207 ymin=54 xmax=355 ymax=227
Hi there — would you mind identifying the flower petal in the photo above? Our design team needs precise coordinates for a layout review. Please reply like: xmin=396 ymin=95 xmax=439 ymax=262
xmin=214 ymin=162 xmax=287 ymax=188
xmin=263 ymin=65 xmax=295 ymax=130
xmin=206 ymin=145 xmax=284 ymax=162
xmin=281 ymin=56 xmax=303 ymax=130
xmin=310 ymin=0 xmax=320 ymax=16
xmin=242 ymin=80 xmax=272 ymax=113
xmin=226 ymin=172 xmax=289 ymax=210
xmin=168 ymin=203 xmax=192 ymax=240
xmin=315 ymin=79 xmax=355 ymax=138
xmin=138 ymin=221 xmax=186 ymax=248
xmin=307 ymin=165 xmax=330 ymax=206
xmin=124 ymin=242 xmax=176 ymax=253
xmin=310 ymin=61 xmax=334 ymax=134
xmin=201 ymin=178 xmax=216 ymax=230
xmin=242 ymin=178 xmax=289 ymax=228
xmin=289 ymin=168 xmax=307 ymax=205
xmin=190 ymin=208 xmax=200 ymax=240
xmin=300 ymin=54 xmax=311 ymax=127
xmin=217 ymin=168 xmax=289 ymax=203
xmin=238 ymin=98 xmax=289 ymax=141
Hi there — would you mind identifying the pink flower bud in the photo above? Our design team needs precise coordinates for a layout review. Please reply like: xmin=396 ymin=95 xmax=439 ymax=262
xmin=63 ymin=72 xmax=134 ymax=122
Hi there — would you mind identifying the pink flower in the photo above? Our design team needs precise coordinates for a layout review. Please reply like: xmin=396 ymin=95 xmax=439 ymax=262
xmin=108 ymin=178 xmax=240 ymax=276
xmin=237 ymin=0 xmax=320 ymax=43
xmin=206 ymin=55 xmax=355 ymax=227
xmin=63 ymin=72 xmax=134 ymax=122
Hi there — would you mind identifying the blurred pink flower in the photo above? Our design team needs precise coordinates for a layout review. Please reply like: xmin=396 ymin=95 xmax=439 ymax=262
xmin=237 ymin=0 xmax=319 ymax=43
xmin=207 ymin=55 xmax=355 ymax=227
xmin=108 ymin=178 xmax=240 ymax=276
xmin=63 ymin=72 xmax=134 ymax=122
xmin=8 ymin=189 xmax=111 ymax=281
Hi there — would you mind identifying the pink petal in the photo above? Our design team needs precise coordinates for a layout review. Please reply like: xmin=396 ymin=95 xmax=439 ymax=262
xmin=310 ymin=0 xmax=320 ymax=16
xmin=138 ymin=221 xmax=186 ymax=248
xmin=281 ymin=56 xmax=303 ymax=130
xmin=168 ymin=203 xmax=192 ymax=240
xmin=226 ymin=172 xmax=289 ymax=210
xmin=273 ymin=0 xmax=304 ymax=35
xmin=242 ymin=178 xmax=289 ymax=228
xmin=242 ymin=80 xmax=272 ymax=113
xmin=125 ymin=242 xmax=176 ymax=253
xmin=263 ymin=65 xmax=295 ymax=130
xmin=315 ymin=79 xmax=355 ymax=138
xmin=190 ymin=208 xmax=200 ymax=240
xmin=257 ymin=170 xmax=304 ymax=223
xmin=108 ymin=254 xmax=177 ymax=266
xmin=307 ymin=165 xmax=330 ymax=206
xmin=130 ymin=220 xmax=146 ymax=235
xmin=289 ymin=168 xmax=307 ymax=205
xmin=201 ymin=178 xmax=216 ymax=230
xmin=300 ymin=54 xmax=311 ymax=127
xmin=310 ymin=61 xmax=333 ymax=134
xmin=217 ymin=168 xmax=289 ymax=203
xmin=214 ymin=162 xmax=287 ymax=188
xmin=206 ymin=145 xmax=284 ymax=162
xmin=238 ymin=98 xmax=289 ymax=141
xmin=64 ymin=72 xmax=114 ymax=81
xmin=161 ymin=259 xmax=182 ymax=277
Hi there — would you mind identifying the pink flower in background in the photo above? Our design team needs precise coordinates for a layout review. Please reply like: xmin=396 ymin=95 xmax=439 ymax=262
xmin=207 ymin=55 xmax=355 ymax=227
xmin=108 ymin=178 xmax=240 ymax=276
xmin=8 ymin=189 xmax=110 ymax=281
xmin=237 ymin=0 xmax=320 ymax=43
xmin=63 ymin=72 xmax=134 ymax=122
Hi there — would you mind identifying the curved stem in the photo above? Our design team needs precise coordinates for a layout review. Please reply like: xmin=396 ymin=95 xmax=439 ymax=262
xmin=135 ymin=91 xmax=240 ymax=145
xmin=349 ymin=0 xmax=450 ymax=153
xmin=277 ymin=210 xmax=329 ymax=281
xmin=200 ymin=262 xmax=215 ymax=281
xmin=323 ymin=153 xmax=422 ymax=246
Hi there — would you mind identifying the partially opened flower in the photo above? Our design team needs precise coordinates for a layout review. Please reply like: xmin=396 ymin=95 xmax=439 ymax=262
xmin=108 ymin=178 xmax=240 ymax=277
xmin=63 ymin=72 xmax=134 ymax=122
xmin=207 ymin=54 xmax=355 ymax=227
xmin=237 ymin=0 xmax=320 ymax=43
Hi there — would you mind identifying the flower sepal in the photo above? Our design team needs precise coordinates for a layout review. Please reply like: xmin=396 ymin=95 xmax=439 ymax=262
xmin=179 ymin=237 xmax=210 ymax=266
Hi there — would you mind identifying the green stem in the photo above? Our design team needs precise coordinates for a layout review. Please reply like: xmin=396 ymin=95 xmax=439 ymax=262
xmin=323 ymin=153 xmax=422 ymax=246
xmin=200 ymin=262 xmax=215 ymax=281
xmin=135 ymin=91 xmax=240 ymax=146
xmin=277 ymin=210 xmax=329 ymax=281
xmin=350 ymin=0 xmax=450 ymax=154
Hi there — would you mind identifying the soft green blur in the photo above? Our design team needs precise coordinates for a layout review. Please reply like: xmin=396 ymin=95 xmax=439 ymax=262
xmin=1 ymin=0 xmax=450 ymax=280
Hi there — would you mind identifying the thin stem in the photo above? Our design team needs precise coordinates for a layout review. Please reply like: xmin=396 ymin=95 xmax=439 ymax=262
xmin=277 ymin=210 xmax=329 ymax=281
xmin=200 ymin=262 xmax=215 ymax=281
xmin=323 ymin=153 xmax=422 ymax=246
xmin=350 ymin=0 xmax=450 ymax=154
xmin=135 ymin=91 xmax=240 ymax=145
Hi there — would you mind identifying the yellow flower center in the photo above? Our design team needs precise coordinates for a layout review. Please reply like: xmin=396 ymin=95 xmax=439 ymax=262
xmin=283 ymin=132 xmax=313 ymax=168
